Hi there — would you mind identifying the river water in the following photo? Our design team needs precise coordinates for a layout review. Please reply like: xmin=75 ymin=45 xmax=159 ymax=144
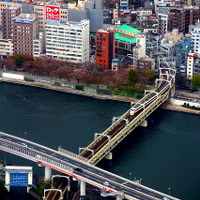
xmin=0 ymin=82 xmax=199 ymax=200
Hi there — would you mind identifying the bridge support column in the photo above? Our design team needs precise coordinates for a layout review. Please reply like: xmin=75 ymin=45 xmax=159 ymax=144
xmin=5 ymin=170 xmax=10 ymax=192
xmin=104 ymin=152 xmax=113 ymax=160
xmin=80 ymin=181 xmax=86 ymax=197
xmin=139 ymin=120 xmax=148 ymax=127
xmin=170 ymin=85 xmax=175 ymax=97
xmin=116 ymin=195 xmax=123 ymax=200
xmin=44 ymin=167 xmax=52 ymax=181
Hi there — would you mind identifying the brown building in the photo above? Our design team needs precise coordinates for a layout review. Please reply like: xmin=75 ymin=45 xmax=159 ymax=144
xmin=12 ymin=13 xmax=38 ymax=55
xmin=168 ymin=6 xmax=200 ymax=34
xmin=95 ymin=29 xmax=115 ymax=69
xmin=2 ymin=6 xmax=22 ymax=39
xmin=137 ymin=57 xmax=155 ymax=70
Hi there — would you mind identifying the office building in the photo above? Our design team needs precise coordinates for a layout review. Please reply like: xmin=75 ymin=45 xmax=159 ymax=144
xmin=190 ymin=23 xmax=200 ymax=57
xmin=2 ymin=6 xmax=22 ymax=39
xmin=12 ymin=13 xmax=38 ymax=55
xmin=115 ymin=24 xmax=140 ymax=56
xmin=176 ymin=37 xmax=192 ymax=75
xmin=46 ymin=19 xmax=89 ymax=63
xmin=95 ymin=28 xmax=115 ymax=69
xmin=168 ymin=6 xmax=200 ymax=34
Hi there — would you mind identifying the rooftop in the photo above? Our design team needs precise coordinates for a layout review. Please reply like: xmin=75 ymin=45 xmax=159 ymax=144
xmin=115 ymin=32 xmax=138 ymax=43
xmin=115 ymin=24 xmax=140 ymax=43
xmin=116 ymin=24 xmax=141 ymax=34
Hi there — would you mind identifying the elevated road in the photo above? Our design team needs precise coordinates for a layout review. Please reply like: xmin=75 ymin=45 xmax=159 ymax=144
xmin=0 ymin=131 xmax=180 ymax=200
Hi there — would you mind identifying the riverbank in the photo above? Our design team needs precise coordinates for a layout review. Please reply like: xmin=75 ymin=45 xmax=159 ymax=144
xmin=161 ymin=101 xmax=200 ymax=115
xmin=1 ymin=77 xmax=200 ymax=115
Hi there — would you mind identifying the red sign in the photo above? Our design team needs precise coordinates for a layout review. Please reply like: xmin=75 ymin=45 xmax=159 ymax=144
xmin=45 ymin=5 xmax=60 ymax=21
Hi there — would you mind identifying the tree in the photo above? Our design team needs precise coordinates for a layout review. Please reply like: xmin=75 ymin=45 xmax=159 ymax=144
xmin=128 ymin=69 xmax=138 ymax=85
xmin=191 ymin=75 xmax=200 ymax=88
xmin=12 ymin=54 xmax=24 ymax=68
xmin=145 ymin=69 xmax=155 ymax=83
xmin=175 ymin=74 xmax=187 ymax=89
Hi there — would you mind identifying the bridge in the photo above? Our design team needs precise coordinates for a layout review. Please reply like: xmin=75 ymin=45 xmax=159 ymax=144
xmin=0 ymin=67 xmax=180 ymax=200
xmin=80 ymin=67 xmax=176 ymax=165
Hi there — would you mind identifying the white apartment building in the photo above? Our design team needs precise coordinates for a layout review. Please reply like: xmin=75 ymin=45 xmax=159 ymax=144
xmin=187 ymin=52 xmax=200 ymax=80
xmin=33 ymin=31 xmax=45 ymax=57
xmin=46 ymin=19 xmax=89 ymax=63
xmin=133 ymin=34 xmax=146 ymax=67
xmin=190 ymin=24 xmax=200 ymax=57
xmin=158 ymin=7 xmax=169 ymax=37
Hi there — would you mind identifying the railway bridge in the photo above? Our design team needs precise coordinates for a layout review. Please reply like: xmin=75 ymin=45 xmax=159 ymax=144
xmin=0 ymin=67 xmax=179 ymax=200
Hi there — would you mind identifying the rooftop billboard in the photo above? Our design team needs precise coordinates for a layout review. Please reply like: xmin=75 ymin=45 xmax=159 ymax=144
xmin=45 ymin=5 xmax=60 ymax=22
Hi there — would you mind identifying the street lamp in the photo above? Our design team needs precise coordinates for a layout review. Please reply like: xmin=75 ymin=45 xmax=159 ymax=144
xmin=24 ymin=132 xmax=27 ymax=139
xmin=168 ymin=187 xmax=171 ymax=195
xmin=58 ymin=146 xmax=62 ymax=160
xmin=129 ymin=172 xmax=132 ymax=181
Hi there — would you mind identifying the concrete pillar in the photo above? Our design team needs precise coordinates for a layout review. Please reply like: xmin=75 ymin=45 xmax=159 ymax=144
xmin=170 ymin=85 xmax=175 ymax=97
xmin=45 ymin=167 xmax=52 ymax=181
xmin=104 ymin=152 xmax=113 ymax=160
xmin=5 ymin=171 xmax=10 ymax=192
xmin=139 ymin=120 xmax=148 ymax=127
xmin=80 ymin=181 xmax=86 ymax=197
xmin=5 ymin=185 xmax=10 ymax=192
xmin=116 ymin=195 xmax=122 ymax=200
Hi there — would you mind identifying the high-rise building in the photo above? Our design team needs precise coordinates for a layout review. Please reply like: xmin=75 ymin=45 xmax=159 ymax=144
xmin=95 ymin=28 xmax=115 ymax=69
xmin=176 ymin=37 xmax=192 ymax=75
xmin=0 ymin=1 xmax=23 ymax=25
xmin=12 ymin=13 xmax=38 ymax=55
xmin=187 ymin=52 xmax=200 ymax=79
xmin=2 ymin=6 xmax=22 ymax=39
xmin=168 ymin=6 xmax=200 ymax=34
xmin=133 ymin=34 xmax=146 ymax=67
xmin=158 ymin=7 xmax=169 ymax=37
xmin=190 ymin=23 xmax=200 ymax=57
xmin=68 ymin=0 xmax=103 ymax=32
xmin=46 ymin=19 xmax=90 ymax=63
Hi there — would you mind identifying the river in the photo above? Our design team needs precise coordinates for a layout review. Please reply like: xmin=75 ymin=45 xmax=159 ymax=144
xmin=0 ymin=82 xmax=199 ymax=200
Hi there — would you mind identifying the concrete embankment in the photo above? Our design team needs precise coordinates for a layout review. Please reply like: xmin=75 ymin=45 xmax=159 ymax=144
xmin=161 ymin=101 xmax=200 ymax=115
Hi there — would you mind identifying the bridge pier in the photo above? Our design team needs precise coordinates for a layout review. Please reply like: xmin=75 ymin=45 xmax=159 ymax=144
xmin=139 ymin=120 xmax=148 ymax=127
xmin=5 ymin=170 xmax=10 ymax=192
xmin=104 ymin=152 xmax=113 ymax=160
xmin=80 ymin=181 xmax=86 ymax=197
xmin=116 ymin=195 xmax=123 ymax=200
xmin=45 ymin=166 xmax=52 ymax=181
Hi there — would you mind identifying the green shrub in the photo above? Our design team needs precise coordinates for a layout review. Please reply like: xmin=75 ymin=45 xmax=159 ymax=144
xmin=54 ymin=81 xmax=61 ymax=86
xmin=75 ymin=85 xmax=84 ymax=90
xmin=25 ymin=77 xmax=35 ymax=82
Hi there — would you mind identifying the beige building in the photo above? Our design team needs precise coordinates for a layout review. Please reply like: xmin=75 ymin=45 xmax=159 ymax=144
xmin=164 ymin=29 xmax=184 ymax=43
xmin=0 ymin=1 xmax=23 ymax=25
xmin=0 ymin=39 xmax=13 ymax=58
xmin=2 ymin=6 xmax=22 ymax=39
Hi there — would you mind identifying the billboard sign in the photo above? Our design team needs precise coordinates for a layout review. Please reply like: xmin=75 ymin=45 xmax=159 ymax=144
xmin=45 ymin=5 xmax=60 ymax=21
xmin=13 ymin=19 xmax=33 ymax=24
